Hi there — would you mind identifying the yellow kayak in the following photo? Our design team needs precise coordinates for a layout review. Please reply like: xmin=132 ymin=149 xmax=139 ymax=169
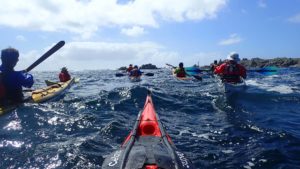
xmin=32 ymin=78 xmax=75 ymax=103
xmin=0 ymin=96 xmax=32 ymax=116
xmin=0 ymin=104 xmax=18 ymax=116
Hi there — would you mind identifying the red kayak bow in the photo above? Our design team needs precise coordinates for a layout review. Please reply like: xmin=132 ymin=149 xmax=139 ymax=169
xmin=102 ymin=91 xmax=194 ymax=169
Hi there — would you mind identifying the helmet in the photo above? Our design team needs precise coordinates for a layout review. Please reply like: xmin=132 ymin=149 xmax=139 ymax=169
xmin=227 ymin=52 xmax=240 ymax=62
xmin=129 ymin=64 xmax=133 ymax=67
xmin=1 ymin=47 xmax=19 ymax=66
xmin=134 ymin=65 xmax=138 ymax=68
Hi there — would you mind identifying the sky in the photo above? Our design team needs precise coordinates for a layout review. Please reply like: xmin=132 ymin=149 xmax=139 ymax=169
xmin=0 ymin=0 xmax=299 ymax=71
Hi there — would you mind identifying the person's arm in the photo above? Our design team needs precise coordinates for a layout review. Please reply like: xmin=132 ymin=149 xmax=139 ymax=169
xmin=139 ymin=70 xmax=143 ymax=75
xmin=19 ymin=71 xmax=34 ymax=88
xmin=214 ymin=64 xmax=224 ymax=74
xmin=174 ymin=68 xmax=179 ymax=74
xmin=66 ymin=73 xmax=71 ymax=81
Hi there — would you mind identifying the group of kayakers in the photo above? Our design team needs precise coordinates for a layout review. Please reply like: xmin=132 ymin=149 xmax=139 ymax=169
xmin=173 ymin=52 xmax=247 ymax=83
xmin=0 ymin=47 xmax=72 ymax=105
xmin=126 ymin=64 xmax=143 ymax=77
xmin=1 ymin=45 xmax=246 ymax=106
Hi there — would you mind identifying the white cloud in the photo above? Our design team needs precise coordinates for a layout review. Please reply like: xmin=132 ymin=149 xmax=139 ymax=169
xmin=258 ymin=0 xmax=267 ymax=8
xmin=16 ymin=35 xmax=26 ymax=41
xmin=121 ymin=26 xmax=145 ymax=37
xmin=16 ymin=41 xmax=182 ymax=71
xmin=288 ymin=13 xmax=300 ymax=23
xmin=14 ymin=41 xmax=223 ymax=70
xmin=0 ymin=0 xmax=227 ymax=39
xmin=218 ymin=34 xmax=242 ymax=46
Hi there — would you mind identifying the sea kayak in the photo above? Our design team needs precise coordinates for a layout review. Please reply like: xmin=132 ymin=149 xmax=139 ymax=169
xmin=0 ymin=78 xmax=76 ymax=115
xmin=45 ymin=78 xmax=80 ymax=86
xmin=102 ymin=91 xmax=195 ymax=169
xmin=172 ymin=69 xmax=193 ymax=81
xmin=0 ymin=103 xmax=19 ymax=116
xmin=129 ymin=75 xmax=142 ymax=82
xmin=32 ymin=78 xmax=75 ymax=103
xmin=215 ymin=76 xmax=247 ymax=97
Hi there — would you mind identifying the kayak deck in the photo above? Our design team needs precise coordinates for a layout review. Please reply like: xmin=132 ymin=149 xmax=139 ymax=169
xmin=102 ymin=91 xmax=194 ymax=169
xmin=32 ymin=78 xmax=75 ymax=103
xmin=129 ymin=76 xmax=142 ymax=82
xmin=215 ymin=75 xmax=247 ymax=97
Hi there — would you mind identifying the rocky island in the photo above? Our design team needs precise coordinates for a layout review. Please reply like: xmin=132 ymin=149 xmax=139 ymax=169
xmin=118 ymin=63 xmax=158 ymax=70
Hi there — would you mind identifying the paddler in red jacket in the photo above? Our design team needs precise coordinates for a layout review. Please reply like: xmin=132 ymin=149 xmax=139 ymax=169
xmin=59 ymin=67 xmax=71 ymax=82
xmin=126 ymin=64 xmax=133 ymax=73
xmin=214 ymin=52 xmax=246 ymax=83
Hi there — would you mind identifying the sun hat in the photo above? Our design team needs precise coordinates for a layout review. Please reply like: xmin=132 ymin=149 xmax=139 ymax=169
xmin=227 ymin=52 xmax=240 ymax=62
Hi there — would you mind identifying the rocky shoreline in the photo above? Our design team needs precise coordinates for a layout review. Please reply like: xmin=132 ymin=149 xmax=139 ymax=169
xmin=118 ymin=58 xmax=300 ymax=70
xmin=239 ymin=57 xmax=300 ymax=68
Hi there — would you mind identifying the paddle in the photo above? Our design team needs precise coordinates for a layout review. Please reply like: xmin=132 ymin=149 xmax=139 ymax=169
xmin=144 ymin=72 xmax=154 ymax=76
xmin=25 ymin=41 xmax=65 ymax=72
xmin=115 ymin=71 xmax=154 ymax=77
xmin=166 ymin=63 xmax=202 ymax=80
xmin=247 ymin=66 xmax=278 ymax=75
xmin=115 ymin=72 xmax=126 ymax=77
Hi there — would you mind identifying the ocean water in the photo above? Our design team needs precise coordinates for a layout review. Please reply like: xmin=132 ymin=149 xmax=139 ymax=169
xmin=0 ymin=68 xmax=300 ymax=169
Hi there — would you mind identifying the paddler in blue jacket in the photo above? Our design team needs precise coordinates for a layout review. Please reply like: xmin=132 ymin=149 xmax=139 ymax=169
xmin=129 ymin=65 xmax=143 ymax=77
xmin=0 ymin=47 xmax=34 ymax=104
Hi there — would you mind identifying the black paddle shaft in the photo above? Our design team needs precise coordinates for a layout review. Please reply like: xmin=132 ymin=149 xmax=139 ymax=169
xmin=25 ymin=41 xmax=65 ymax=72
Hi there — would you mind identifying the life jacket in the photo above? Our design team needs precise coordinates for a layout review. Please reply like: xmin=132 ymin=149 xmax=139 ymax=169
xmin=59 ymin=72 xmax=71 ymax=82
xmin=176 ymin=68 xmax=186 ymax=77
xmin=0 ymin=72 xmax=24 ymax=103
xmin=130 ymin=69 xmax=141 ymax=77
xmin=221 ymin=62 xmax=242 ymax=83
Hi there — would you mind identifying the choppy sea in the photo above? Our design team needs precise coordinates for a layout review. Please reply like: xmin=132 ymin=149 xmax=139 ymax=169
xmin=0 ymin=68 xmax=300 ymax=169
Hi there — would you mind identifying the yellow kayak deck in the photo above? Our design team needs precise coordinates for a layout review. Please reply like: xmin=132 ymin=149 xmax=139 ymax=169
xmin=32 ymin=78 xmax=75 ymax=103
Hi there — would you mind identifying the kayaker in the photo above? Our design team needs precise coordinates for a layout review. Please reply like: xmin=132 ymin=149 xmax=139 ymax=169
xmin=214 ymin=52 xmax=247 ymax=83
xmin=210 ymin=60 xmax=218 ymax=72
xmin=59 ymin=67 xmax=71 ymax=82
xmin=126 ymin=64 xmax=133 ymax=73
xmin=0 ymin=47 xmax=34 ymax=103
xmin=129 ymin=65 xmax=142 ymax=77
xmin=174 ymin=62 xmax=187 ymax=77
